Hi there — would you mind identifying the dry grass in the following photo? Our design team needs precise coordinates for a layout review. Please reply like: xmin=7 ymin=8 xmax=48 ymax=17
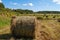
xmin=0 ymin=25 xmax=10 ymax=34
xmin=37 ymin=20 xmax=60 ymax=40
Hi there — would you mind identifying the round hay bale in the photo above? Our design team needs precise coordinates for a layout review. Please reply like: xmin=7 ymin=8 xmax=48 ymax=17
xmin=57 ymin=18 xmax=60 ymax=22
xmin=10 ymin=16 xmax=37 ymax=39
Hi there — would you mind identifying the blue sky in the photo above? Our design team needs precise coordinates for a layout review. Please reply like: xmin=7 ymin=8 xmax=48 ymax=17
xmin=0 ymin=0 xmax=60 ymax=11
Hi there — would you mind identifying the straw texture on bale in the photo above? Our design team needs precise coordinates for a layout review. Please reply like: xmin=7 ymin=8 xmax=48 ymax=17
xmin=11 ymin=16 xmax=37 ymax=38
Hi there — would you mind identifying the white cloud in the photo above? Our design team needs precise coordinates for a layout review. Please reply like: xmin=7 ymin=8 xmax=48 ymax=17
xmin=28 ymin=3 xmax=33 ymax=6
xmin=52 ymin=0 xmax=60 ymax=4
xmin=0 ymin=0 xmax=2 ymax=3
xmin=10 ymin=2 xmax=18 ymax=6
xmin=23 ymin=3 xmax=34 ymax=6
xmin=13 ymin=3 xmax=18 ymax=5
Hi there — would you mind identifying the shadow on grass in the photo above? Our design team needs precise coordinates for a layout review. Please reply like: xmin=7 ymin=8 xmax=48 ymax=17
xmin=0 ymin=33 xmax=12 ymax=40
xmin=0 ymin=33 xmax=33 ymax=40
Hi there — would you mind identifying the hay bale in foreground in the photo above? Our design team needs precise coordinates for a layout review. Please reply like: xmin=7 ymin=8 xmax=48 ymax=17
xmin=10 ymin=16 xmax=37 ymax=39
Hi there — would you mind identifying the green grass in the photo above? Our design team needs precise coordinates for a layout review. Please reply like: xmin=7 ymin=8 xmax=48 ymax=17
xmin=0 ymin=16 xmax=10 ymax=29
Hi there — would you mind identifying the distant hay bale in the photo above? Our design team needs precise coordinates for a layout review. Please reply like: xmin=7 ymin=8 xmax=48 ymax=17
xmin=10 ymin=16 xmax=37 ymax=39
xmin=53 ymin=16 xmax=56 ymax=18
xmin=37 ymin=16 xmax=43 ymax=20
xmin=57 ymin=18 xmax=60 ymax=22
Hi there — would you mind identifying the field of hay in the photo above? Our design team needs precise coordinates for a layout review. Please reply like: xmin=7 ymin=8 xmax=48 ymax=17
xmin=0 ymin=14 xmax=60 ymax=40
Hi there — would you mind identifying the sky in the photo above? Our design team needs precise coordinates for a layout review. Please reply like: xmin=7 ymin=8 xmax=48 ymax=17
xmin=1 ymin=0 xmax=60 ymax=11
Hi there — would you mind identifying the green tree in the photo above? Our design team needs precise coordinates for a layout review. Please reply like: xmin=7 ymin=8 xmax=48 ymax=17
xmin=0 ymin=3 xmax=5 ymax=8
xmin=13 ymin=9 xmax=33 ymax=14
xmin=24 ymin=9 xmax=33 ymax=14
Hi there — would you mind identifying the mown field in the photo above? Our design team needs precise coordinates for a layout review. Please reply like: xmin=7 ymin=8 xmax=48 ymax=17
xmin=0 ymin=14 xmax=60 ymax=40
xmin=0 ymin=14 xmax=60 ymax=28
